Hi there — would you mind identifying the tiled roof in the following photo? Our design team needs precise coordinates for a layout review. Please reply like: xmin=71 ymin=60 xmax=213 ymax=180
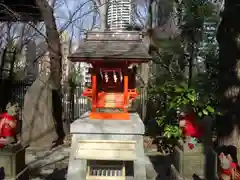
xmin=69 ymin=31 xmax=151 ymax=61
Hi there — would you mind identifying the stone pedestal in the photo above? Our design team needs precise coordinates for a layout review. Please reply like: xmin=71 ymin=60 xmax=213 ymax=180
xmin=0 ymin=143 xmax=28 ymax=180
xmin=171 ymin=117 xmax=218 ymax=180
xmin=67 ymin=112 xmax=148 ymax=180
xmin=170 ymin=140 xmax=217 ymax=180
xmin=170 ymin=141 xmax=204 ymax=179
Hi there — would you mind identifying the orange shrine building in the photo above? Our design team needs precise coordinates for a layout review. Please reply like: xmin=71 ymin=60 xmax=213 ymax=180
xmin=68 ymin=31 xmax=151 ymax=120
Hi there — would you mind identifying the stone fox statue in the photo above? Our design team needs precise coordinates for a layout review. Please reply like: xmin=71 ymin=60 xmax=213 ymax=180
xmin=218 ymin=146 xmax=240 ymax=180
xmin=219 ymin=153 xmax=240 ymax=180
xmin=0 ymin=102 xmax=19 ymax=148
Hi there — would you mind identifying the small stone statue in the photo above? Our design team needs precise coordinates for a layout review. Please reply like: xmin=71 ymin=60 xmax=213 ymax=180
xmin=218 ymin=153 xmax=240 ymax=180
xmin=0 ymin=102 xmax=19 ymax=148
xmin=218 ymin=146 xmax=240 ymax=180
xmin=179 ymin=106 xmax=203 ymax=149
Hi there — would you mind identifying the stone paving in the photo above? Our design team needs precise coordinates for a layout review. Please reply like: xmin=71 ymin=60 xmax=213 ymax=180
xmin=26 ymin=145 xmax=171 ymax=180
xmin=26 ymin=146 xmax=69 ymax=180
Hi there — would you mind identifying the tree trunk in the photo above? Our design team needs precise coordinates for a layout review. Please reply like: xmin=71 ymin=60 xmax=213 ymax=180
xmin=187 ymin=43 xmax=194 ymax=88
xmin=36 ymin=0 xmax=65 ymax=142
xmin=35 ymin=0 xmax=62 ymax=89
xmin=95 ymin=0 xmax=108 ymax=30
xmin=216 ymin=0 xmax=240 ymax=171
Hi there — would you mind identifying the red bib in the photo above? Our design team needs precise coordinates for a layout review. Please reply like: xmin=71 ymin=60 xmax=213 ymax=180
xmin=0 ymin=113 xmax=16 ymax=148
xmin=183 ymin=113 xmax=203 ymax=139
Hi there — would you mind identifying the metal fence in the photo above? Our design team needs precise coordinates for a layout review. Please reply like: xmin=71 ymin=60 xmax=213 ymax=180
xmin=0 ymin=79 xmax=29 ymax=113
xmin=62 ymin=86 xmax=91 ymax=122
xmin=0 ymin=79 xmax=90 ymax=122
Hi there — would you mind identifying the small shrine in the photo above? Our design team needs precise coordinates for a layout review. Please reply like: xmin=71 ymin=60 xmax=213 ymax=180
xmin=67 ymin=31 xmax=155 ymax=180
xmin=68 ymin=31 xmax=151 ymax=120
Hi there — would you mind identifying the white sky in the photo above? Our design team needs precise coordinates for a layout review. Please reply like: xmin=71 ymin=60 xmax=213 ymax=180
xmin=54 ymin=0 xmax=147 ymax=42
xmin=55 ymin=0 xmax=99 ymax=40
xmin=0 ymin=0 xmax=147 ymax=49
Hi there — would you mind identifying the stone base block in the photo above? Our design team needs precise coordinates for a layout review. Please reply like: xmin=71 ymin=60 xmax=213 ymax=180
xmin=171 ymin=140 xmax=218 ymax=180
xmin=171 ymin=141 xmax=205 ymax=179
xmin=170 ymin=164 xmax=183 ymax=180
xmin=67 ymin=112 xmax=153 ymax=180
xmin=0 ymin=143 xmax=28 ymax=180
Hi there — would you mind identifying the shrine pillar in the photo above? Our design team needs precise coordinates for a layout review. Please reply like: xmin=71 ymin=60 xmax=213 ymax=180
xmin=123 ymin=67 xmax=129 ymax=112
xmin=91 ymin=69 xmax=97 ymax=112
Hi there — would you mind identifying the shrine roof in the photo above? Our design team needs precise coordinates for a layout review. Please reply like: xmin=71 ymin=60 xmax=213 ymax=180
xmin=69 ymin=31 xmax=151 ymax=62
xmin=0 ymin=0 xmax=41 ymax=21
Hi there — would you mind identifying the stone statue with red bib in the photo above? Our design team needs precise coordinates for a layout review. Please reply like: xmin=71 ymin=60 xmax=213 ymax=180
xmin=178 ymin=105 xmax=203 ymax=149
xmin=0 ymin=102 xmax=19 ymax=148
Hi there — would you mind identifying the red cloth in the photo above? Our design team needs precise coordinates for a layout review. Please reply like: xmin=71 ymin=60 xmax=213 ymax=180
xmin=221 ymin=168 xmax=232 ymax=176
xmin=182 ymin=113 xmax=203 ymax=139
xmin=0 ymin=113 xmax=16 ymax=148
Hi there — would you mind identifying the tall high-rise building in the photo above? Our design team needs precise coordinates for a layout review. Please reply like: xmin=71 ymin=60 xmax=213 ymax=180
xmin=107 ymin=0 xmax=134 ymax=30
